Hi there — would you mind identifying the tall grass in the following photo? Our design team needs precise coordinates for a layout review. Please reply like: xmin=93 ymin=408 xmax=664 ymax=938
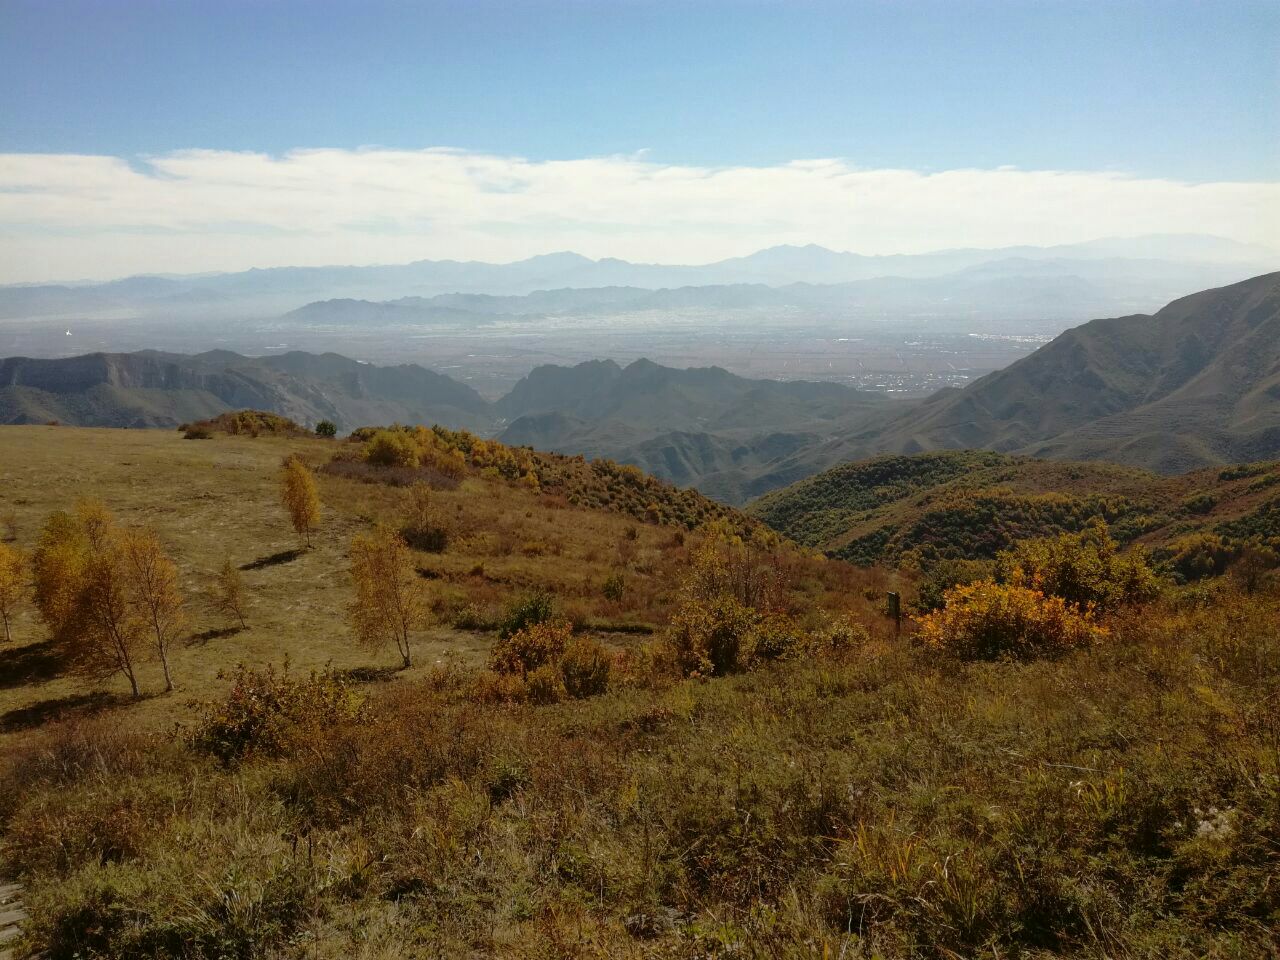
xmin=2 ymin=587 xmax=1277 ymax=957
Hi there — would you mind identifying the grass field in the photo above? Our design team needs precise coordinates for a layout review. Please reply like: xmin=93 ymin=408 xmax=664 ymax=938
xmin=0 ymin=424 xmax=883 ymax=745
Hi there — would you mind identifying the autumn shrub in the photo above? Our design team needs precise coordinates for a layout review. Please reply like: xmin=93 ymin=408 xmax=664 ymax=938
xmin=1165 ymin=533 xmax=1236 ymax=582
xmin=188 ymin=663 xmax=363 ymax=762
xmin=524 ymin=664 xmax=566 ymax=704
xmin=1228 ymin=542 xmax=1280 ymax=593
xmin=669 ymin=593 xmax=757 ymax=676
xmin=913 ymin=557 xmax=994 ymax=612
xmin=488 ymin=619 xmax=572 ymax=677
xmin=470 ymin=668 xmax=527 ymax=704
xmin=745 ymin=612 xmax=805 ymax=663
xmin=811 ymin=612 xmax=872 ymax=653
xmin=363 ymin=429 xmax=420 ymax=469
xmin=601 ymin=572 xmax=626 ymax=603
xmin=560 ymin=635 xmax=611 ymax=697
xmin=915 ymin=580 xmax=1108 ymax=660
xmin=995 ymin=521 xmax=1159 ymax=611
xmin=497 ymin=589 xmax=556 ymax=639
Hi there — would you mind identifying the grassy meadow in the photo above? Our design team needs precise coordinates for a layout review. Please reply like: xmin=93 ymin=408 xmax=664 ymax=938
xmin=0 ymin=424 xmax=1277 ymax=958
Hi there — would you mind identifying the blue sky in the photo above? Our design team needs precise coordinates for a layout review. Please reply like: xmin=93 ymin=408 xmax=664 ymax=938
xmin=3 ymin=0 xmax=1275 ymax=180
xmin=0 ymin=1 xmax=1276 ymax=280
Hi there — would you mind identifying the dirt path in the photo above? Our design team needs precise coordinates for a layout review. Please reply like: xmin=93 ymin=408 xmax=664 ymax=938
xmin=0 ymin=881 xmax=26 ymax=960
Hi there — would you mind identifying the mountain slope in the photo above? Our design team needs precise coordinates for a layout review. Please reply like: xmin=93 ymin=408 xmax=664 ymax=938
xmin=494 ymin=359 xmax=896 ymax=502
xmin=770 ymin=272 xmax=1280 ymax=479
xmin=0 ymin=350 xmax=494 ymax=431
xmin=749 ymin=449 xmax=1280 ymax=566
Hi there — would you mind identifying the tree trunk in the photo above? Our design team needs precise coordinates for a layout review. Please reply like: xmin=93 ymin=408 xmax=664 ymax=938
xmin=159 ymin=647 xmax=173 ymax=692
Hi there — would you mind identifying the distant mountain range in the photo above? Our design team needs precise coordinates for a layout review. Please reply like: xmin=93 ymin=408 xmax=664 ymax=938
xmin=1 ymin=234 xmax=1271 ymax=322
xmin=3 ymin=271 xmax=1279 ymax=503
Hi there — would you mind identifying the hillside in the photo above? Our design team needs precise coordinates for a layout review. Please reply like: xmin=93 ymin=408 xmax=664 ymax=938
xmin=1 ymin=424 xmax=1277 ymax=957
xmin=0 ymin=349 xmax=494 ymax=432
xmin=496 ymin=359 xmax=894 ymax=503
xmin=749 ymin=449 xmax=1280 ymax=568
xmin=769 ymin=272 xmax=1280 ymax=480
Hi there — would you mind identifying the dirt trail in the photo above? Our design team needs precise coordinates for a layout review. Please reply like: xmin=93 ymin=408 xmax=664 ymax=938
xmin=0 ymin=881 xmax=26 ymax=960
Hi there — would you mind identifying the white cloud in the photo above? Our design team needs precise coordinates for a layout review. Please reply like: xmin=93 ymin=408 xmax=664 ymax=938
xmin=0 ymin=147 xmax=1276 ymax=282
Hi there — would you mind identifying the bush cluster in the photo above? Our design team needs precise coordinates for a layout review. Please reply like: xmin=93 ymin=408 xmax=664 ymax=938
xmin=482 ymin=619 xmax=613 ymax=703
xmin=187 ymin=663 xmax=363 ymax=762
xmin=915 ymin=580 xmax=1108 ymax=660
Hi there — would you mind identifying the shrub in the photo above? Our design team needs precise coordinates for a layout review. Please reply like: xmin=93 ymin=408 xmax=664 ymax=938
xmin=363 ymin=430 xmax=420 ymax=468
xmin=188 ymin=664 xmax=362 ymax=762
xmin=497 ymin=590 xmax=556 ymax=639
xmin=470 ymin=669 xmax=526 ymax=704
xmin=915 ymin=580 xmax=1108 ymax=660
xmin=668 ymin=594 xmax=757 ymax=677
xmin=811 ymin=613 xmax=871 ymax=653
xmin=913 ymin=557 xmax=994 ymax=612
xmin=1166 ymin=533 xmax=1235 ymax=582
xmin=314 ymin=420 xmax=337 ymax=438
xmin=489 ymin=619 xmax=572 ymax=677
xmin=995 ymin=522 xmax=1159 ymax=611
xmin=1229 ymin=542 xmax=1279 ymax=594
xmin=182 ymin=427 xmax=213 ymax=440
xmin=745 ymin=612 xmax=804 ymax=663
xmin=560 ymin=636 xmax=611 ymax=697
xmin=524 ymin=664 xmax=566 ymax=705
xmin=1183 ymin=492 xmax=1218 ymax=515
xmin=601 ymin=572 xmax=626 ymax=603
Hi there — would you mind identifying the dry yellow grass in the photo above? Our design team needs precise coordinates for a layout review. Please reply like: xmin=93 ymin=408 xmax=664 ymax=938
xmin=2 ymin=424 xmax=866 ymax=745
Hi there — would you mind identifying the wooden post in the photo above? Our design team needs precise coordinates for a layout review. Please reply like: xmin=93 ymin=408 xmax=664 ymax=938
xmin=887 ymin=591 xmax=901 ymax=636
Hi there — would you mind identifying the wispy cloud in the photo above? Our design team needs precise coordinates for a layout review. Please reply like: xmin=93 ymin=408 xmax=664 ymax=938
xmin=0 ymin=148 xmax=1276 ymax=282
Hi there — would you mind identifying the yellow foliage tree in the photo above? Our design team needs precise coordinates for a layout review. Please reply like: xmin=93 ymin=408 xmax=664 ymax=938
xmin=281 ymin=455 xmax=321 ymax=547
xmin=79 ymin=535 xmax=148 ymax=698
xmin=214 ymin=555 xmax=249 ymax=629
xmin=0 ymin=541 xmax=29 ymax=643
xmin=349 ymin=525 xmax=426 ymax=668
xmin=32 ymin=510 xmax=92 ymax=641
xmin=75 ymin=497 xmax=115 ymax=553
xmin=122 ymin=527 xmax=187 ymax=692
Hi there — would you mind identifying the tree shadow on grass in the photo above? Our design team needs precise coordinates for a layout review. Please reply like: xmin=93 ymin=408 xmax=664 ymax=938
xmin=338 ymin=665 xmax=401 ymax=684
xmin=0 ymin=690 xmax=135 ymax=733
xmin=187 ymin=626 xmax=245 ymax=647
xmin=0 ymin=637 xmax=65 ymax=690
xmin=240 ymin=549 xmax=304 ymax=571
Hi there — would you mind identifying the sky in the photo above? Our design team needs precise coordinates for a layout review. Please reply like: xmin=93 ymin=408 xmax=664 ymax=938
xmin=0 ymin=0 xmax=1277 ymax=282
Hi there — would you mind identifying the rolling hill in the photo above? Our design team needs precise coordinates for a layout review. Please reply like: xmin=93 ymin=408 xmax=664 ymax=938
xmin=0 ymin=350 xmax=495 ymax=432
xmin=748 ymin=449 xmax=1280 ymax=567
